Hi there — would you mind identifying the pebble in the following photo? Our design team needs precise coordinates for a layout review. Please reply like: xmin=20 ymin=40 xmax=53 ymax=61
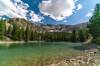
xmin=47 ymin=49 xmax=100 ymax=66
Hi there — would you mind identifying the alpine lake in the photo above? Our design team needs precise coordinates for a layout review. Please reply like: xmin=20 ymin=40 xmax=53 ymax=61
xmin=0 ymin=42 xmax=84 ymax=66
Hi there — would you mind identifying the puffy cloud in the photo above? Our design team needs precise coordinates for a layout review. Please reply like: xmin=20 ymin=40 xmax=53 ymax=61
xmin=86 ymin=12 xmax=93 ymax=17
xmin=0 ymin=0 xmax=42 ymax=22
xmin=39 ymin=0 xmax=76 ymax=21
xmin=86 ymin=9 xmax=94 ymax=17
xmin=76 ymin=4 xmax=83 ymax=10
xmin=63 ymin=20 xmax=67 ymax=23
xmin=0 ymin=0 xmax=25 ymax=18
xmin=29 ymin=11 xmax=44 ymax=22
xmin=74 ymin=0 xmax=78 ymax=2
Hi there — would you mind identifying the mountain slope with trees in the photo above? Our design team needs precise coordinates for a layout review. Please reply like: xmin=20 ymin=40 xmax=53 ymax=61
xmin=88 ymin=4 xmax=100 ymax=44
xmin=0 ymin=18 xmax=89 ymax=42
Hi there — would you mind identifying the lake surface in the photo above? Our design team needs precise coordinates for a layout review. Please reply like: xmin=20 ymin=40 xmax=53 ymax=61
xmin=0 ymin=42 xmax=84 ymax=66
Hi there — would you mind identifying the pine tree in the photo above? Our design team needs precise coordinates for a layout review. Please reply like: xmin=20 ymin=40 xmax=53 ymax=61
xmin=25 ymin=25 xmax=31 ymax=41
xmin=17 ymin=28 xmax=23 ymax=41
xmin=78 ymin=29 xmax=87 ymax=42
xmin=88 ymin=4 xmax=100 ymax=38
xmin=11 ymin=23 xmax=19 ymax=40
xmin=0 ymin=20 xmax=6 ymax=40
xmin=71 ymin=30 xmax=77 ymax=42
xmin=7 ymin=25 xmax=12 ymax=37
xmin=21 ymin=28 xmax=25 ymax=41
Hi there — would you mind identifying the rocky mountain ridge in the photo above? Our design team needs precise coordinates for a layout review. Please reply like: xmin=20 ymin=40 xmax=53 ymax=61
xmin=6 ymin=18 xmax=88 ymax=32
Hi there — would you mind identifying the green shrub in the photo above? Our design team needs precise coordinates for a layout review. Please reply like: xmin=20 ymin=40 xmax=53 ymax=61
xmin=94 ymin=37 xmax=100 ymax=44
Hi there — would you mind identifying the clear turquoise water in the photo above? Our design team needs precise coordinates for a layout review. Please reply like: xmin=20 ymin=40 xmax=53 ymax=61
xmin=0 ymin=42 xmax=83 ymax=66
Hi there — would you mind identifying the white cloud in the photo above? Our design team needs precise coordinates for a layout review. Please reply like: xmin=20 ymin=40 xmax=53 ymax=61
xmin=86 ymin=12 xmax=93 ymax=17
xmin=29 ymin=11 xmax=44 ymax=22
xmin=86 ymin=8 xmax=94 ymax=17
xmin=0 ymin=0 xmax=42 ymax=22
xmin=63 ymin=20 xmax=67 ymax=23
xmin=91 ymin=9 xmax=94 ymax=11
xmin=0 ymin=0 xmax=25 ymax=18
xmin=74 ymin=0 xmax=78 ymax=2
xmin=39 ymin=0 xmax=76 ymax=21
xmin=76 ymin=4 xmax=82 ymax=10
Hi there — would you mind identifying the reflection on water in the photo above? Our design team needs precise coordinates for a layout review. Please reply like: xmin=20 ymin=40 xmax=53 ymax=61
xmin=0 ymin=42 xmax=84 ymax=66
xmin=0 ymin=42 xmax=83 ymax=48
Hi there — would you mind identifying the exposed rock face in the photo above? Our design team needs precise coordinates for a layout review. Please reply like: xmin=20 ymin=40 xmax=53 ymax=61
xmin=47 ymin=49 xmax=100 ymax=66
xmin=7 ymin=18 xmax=88 ymax=33
xmin=6 ymin=18 xmax=43 ymax=32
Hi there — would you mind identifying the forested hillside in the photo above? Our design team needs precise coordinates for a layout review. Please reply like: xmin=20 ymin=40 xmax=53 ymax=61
xmin=0 ymin=18 xmax=89 ymax=42
xmin=88 ymin=4 xmax=100 ymax=44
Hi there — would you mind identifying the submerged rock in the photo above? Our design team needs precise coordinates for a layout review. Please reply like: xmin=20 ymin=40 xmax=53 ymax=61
xmin=47 ymin=49 xmax=100 ymax=66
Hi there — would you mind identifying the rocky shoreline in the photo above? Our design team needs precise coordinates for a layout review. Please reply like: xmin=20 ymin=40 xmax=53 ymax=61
xmin=47 ymin=48 xmax=100 ymax=66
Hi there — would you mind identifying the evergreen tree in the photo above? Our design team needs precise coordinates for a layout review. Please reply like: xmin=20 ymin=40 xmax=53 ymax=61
xmin=11 ymin=23 xmax=19 ymax=40
xmin=7 ymin=25 xmax=12 ymax=37
xmin=25 ymin=25 xmax=31 ymax=41
xmin=0 ymin=20 xmax=6 ymax=40
xmin=17 ymin=28 xmax=24 ymax=41
xmin=78 ymin=29 xmax=87 ymax=42
xmin=21 ymin=28 xmax=25 ymax=41
xmin=71 ymin=30 xmax=77 ymax=42
xmin=88 ymin=4 xmax=100 ymax=38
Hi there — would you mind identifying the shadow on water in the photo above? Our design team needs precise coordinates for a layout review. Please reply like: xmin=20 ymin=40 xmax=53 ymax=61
xmin=0 ymin=42 xmax=61 ymax=49
xmin=0 ymin=42 xmax=90 ymax=51
xmin=0 ymin=43 xmax=41 ymax=49
xmin=70 ymin=45 xmax=86 ymax=50
xmin=70 ymin=44 xmax=98 ymax=50
xmin=2 ymin=42 xmax=46 ymax=49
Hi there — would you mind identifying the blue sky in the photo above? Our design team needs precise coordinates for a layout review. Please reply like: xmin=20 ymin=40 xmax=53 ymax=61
xmin=67 ymin=0 xmax=100 ymax=25
xmin=0 ymin=0 xmax=100 ymax=25
xmin=23 ymin=0 xmax=100 ymax=25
